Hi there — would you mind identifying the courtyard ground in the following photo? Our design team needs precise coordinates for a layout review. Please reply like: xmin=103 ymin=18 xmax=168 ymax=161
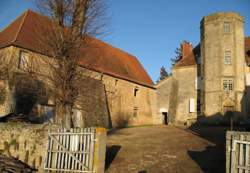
xmin=105 ymin=125 xmax=228 ymax=173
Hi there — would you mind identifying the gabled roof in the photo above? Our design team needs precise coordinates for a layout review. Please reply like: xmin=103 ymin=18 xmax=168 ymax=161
xmin=0 ymin=10 xmax=154 ymax=88
xmin=174 ymin=44 xmax=200 ymax=67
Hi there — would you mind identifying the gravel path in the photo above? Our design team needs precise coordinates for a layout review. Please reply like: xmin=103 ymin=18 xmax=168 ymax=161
xmin=105 ymin=125 xmax=227 ymax=173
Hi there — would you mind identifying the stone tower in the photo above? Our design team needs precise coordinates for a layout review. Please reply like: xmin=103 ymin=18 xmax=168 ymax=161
xmin=200 ymin=12 xmax=245 ymax=118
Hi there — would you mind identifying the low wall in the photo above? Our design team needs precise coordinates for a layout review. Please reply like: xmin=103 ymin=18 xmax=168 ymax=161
xmin=0 ymin=123 xmax=107 ymax=173
xmin=0 ymin=123 xmax=55 ymax=172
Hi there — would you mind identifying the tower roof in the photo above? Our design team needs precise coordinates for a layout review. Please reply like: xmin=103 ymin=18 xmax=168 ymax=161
xmin=0 ymin=9 xmax=154 ymax=88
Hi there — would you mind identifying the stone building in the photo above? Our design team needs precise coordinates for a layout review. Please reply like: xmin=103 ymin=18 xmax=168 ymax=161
xmin=157 ymin=12 xmax=250 ymax=125
xmin=0 ymin=10 xmax=158 ymax=127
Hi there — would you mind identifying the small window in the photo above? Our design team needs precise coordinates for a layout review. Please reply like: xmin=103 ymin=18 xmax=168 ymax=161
xmin=134 ymin=87 xmax=139 ymax=97
xmin=115 ymin=79 xmax=118 ymax=86
xmin=223 ymin=79 xmax=233 ymax=92
xmin=195 ymin=77 xmax=202 ymax=90
xmin=197 ymin=56 xmax=201 ymax=64
xmin=18 ymin=50 xmax=28 ymax=69
xmin=246 ymin=74 xmax=250 ymax=86
xmin=224 ymin=22 xmax=230 ymax=33
xmin=224 ymin=50 xmax=231 ymax=65
xmin=133 ymin=107 xmax=138 ymax=117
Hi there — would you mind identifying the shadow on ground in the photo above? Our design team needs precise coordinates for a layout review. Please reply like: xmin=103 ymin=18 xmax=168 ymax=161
xmin=0 ymin=154 xmax=37 ymax=172
xmin=138 ymin=170 xmax=147 ymax=173
xmin=105 ymin=145 xmax=121 ymax=170
xmin=186 ymin=113 xmax=249 ymax=173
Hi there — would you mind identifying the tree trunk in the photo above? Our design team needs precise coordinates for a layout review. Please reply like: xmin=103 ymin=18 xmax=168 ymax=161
xmin=55 ymin=103 xmax=72 ymax=129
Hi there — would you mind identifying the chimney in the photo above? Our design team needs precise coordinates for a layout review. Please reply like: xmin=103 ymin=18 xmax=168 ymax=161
xmin=181 ymin=41 xmax=193 ymax=58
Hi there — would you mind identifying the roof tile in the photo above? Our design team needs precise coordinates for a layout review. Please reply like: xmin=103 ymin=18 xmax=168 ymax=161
xmin=0 ymin=10 xmax=154 ymax=87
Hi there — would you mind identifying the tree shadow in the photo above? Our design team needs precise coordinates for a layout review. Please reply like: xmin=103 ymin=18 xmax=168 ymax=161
xmin=0 ymin=154 xmax=37 ymax=172
xmin=188 ymin=146 xmax=224 ymax=173
xmin=186 ymin=112 xmax=249 ymax=173
xmin=105 ymin=145 xmax=121 ymax=170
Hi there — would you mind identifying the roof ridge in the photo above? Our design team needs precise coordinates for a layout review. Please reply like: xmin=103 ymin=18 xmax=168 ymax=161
xmin=90 ymin=37 xmax=138 ymax=61
xmin=12 ymin=10 xmax=29 ymax=44
xmin=155 ymin=76 xmax=171 ymax=87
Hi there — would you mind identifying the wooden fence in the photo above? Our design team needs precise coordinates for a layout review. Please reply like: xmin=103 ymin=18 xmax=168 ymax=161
xmin=226 ymin=131 xmax=250 ymax=173
xmin=44 ymin=127 xmax=96 ymax=173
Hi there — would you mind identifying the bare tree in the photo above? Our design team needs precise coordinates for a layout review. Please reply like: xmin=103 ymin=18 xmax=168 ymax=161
xmin=35 ymin=0 xmax=107 ymax=128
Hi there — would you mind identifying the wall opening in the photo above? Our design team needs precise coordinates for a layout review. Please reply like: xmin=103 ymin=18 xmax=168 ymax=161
xmin=162 ymin=112 xmax=168 ymax=125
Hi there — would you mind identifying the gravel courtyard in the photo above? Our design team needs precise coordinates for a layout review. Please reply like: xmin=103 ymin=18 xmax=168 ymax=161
xmin=105 ymin=125 xmax=227 ymax=173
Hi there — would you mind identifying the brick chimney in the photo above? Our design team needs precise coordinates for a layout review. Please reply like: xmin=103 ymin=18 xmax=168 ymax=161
xmin=181 ymin=41 xmax=193 ymax=58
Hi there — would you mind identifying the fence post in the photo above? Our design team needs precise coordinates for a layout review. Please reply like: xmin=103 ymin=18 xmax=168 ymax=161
xmin=93 ymin=127 xmax=107 ymax=173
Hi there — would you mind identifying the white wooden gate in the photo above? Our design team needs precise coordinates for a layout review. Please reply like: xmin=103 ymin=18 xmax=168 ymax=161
xmin=230 ymin=137 xmax=250 ymax=173
xmin=44 ymin=127 xmax=96 ymax=172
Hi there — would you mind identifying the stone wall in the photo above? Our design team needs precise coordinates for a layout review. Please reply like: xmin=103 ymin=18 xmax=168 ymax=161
xmin=0 ymin=123 xmax=54 ymax=172
xmin=0 ymin=123 xmax=107 ymax=173
xmin=172 ymin=66 xmax=198 ymax=125
xmin=201 ymin=12 xmax=246 ymax=118
xmin=0 ymin=47 xmax=17 ymax=117
xmin=0 ymin=46 xmax=158 ymax=128
xmin=91 ymin=71 xmax=158 ymax=127
xmin=156 ymin=76 xmax=173 ymax=124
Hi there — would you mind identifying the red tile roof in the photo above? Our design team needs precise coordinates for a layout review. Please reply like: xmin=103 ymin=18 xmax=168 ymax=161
xmin=174 ymin=44 xmax=200 ymax=67
xmin=0 ymin=10 xmax=154 ymax=88
xmin=245 ymin=37 xmax=250 ymax=62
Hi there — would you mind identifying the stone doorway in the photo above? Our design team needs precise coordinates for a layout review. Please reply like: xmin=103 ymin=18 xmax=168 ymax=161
xmin=162 ymin=112 xmax=168 ymax=125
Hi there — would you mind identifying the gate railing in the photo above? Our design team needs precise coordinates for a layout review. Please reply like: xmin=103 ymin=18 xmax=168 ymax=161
xmin=44 ymin=127 xmax=96 ymax=173
xmin=227 ymin=131 xmax=250 ymax=173
xmin=231 ymin=139 xmax=250 ymax=173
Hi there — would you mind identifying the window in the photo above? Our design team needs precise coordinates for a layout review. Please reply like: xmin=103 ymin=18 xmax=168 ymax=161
xmin=134 ymin=87 xmax=139 ymax=97
xmin=133 ymin=107 xmax=138 ymax=117
xmin=224 ymin=22 xmax=230 ymax=33
xmin=223 ymin=79 xmax=233 ymax=92
xmin=189 ymin=98 xmax=196 ymax=113
xmin=115 ymin=79 xmax=118 ymax=86
xmin=197 ymin=56 xmax=201 ymax=64
xmin=224 ymin=50 xmax=231 ymax=65
xmin=195 ymin=77 xmax=202 ymax=90
xmin=246 ymin=74 xmax=250 ymax=86
xmin=18 ymin=50 xmax=28 ymax=69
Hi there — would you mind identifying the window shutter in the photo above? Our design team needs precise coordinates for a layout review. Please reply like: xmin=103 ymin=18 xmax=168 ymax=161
xmin=195 ymin=78 xmax=198 ymax=89
xmin=246 ymin=74 xmax=250 ymax=86
xmin=189 ymin=98 xmax=195 ymax=113
xmin=195 ymin=77 xmax=201 ymax=90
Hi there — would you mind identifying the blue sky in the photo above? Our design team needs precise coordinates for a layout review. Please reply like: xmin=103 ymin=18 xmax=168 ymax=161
xmin=0 ymin=0 xmax=250 ymax=82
